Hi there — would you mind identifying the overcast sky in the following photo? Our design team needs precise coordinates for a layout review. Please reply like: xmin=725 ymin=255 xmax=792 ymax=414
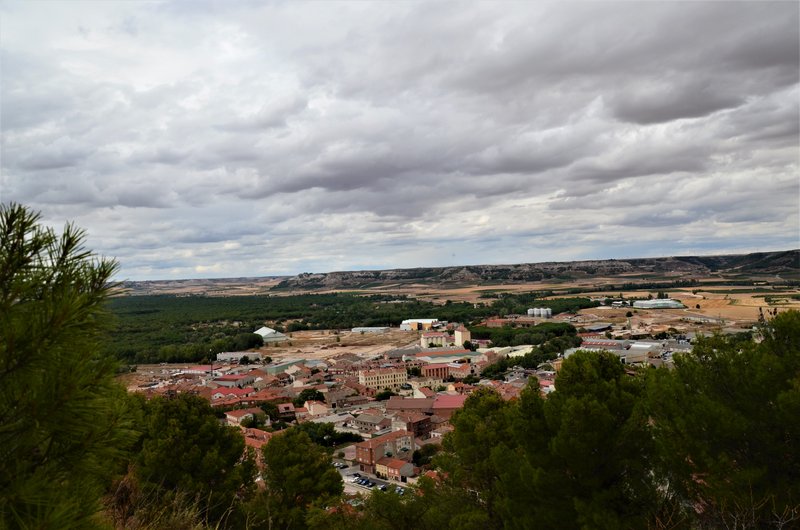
xmin=1 ymin=1 xmax=798 ymax=280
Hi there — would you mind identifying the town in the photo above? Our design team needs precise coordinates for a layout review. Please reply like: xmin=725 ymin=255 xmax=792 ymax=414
xmin=124 ymin=297 xmax=733 ymax=496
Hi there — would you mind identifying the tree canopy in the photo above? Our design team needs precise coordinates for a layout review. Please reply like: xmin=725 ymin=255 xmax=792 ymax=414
xmin=254 ymin=428 xmax=343 ymax=529
xmin=0 ymin=203 xmax=138 ymax=528
xmin=133 ymin=393 xmax=256 ymax=523
xmin=336 ymin=313 xmax=799 ymax=529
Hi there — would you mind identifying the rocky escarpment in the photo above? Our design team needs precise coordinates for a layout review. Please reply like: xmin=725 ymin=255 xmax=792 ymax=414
xmin=271 ymin=250 xmax=799 ymax=290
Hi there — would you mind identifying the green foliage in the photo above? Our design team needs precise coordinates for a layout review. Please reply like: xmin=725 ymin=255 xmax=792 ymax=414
xmin=375 ymin=389 xmax=398 ymax=401
xmin=506 ymin=352 xmax=658 ymax=529
xmin=646 ymin=311 xmax=800 ymax=527
xmin=0 ymin=204 xmax=138 ymax=529
xmin=294 ymin=388 xmax=325 ymax=407
xmin=480 ymin=334 xmax=578 ymax=378
xmin=254 ymin=428 xmax=343 ymax=529
xmin=412 ymin=443 xmax=442 ymax=467
xmin=104 ymin=293 xmax=499 ymax=364
xmin=469 ymin=321 xmax=577 ymax=348
xmin=232 ymin=332 xmax=263 ymax=351
xmin=133 ymin=394 xmax=256 ymax=524
xmin=440 ymin=387 xmax=515 ymax=521
xmin=309 ymin=476 xmax=488 ymax=530
xmin=295 ymin=422 xmax=363 ymax=447
xmin=259 ymin=401 xmax=280 ymax=421
xmin=489 ymin=294 xmax=600 ymax=316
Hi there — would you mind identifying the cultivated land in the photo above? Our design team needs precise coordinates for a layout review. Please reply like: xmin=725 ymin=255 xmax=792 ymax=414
xmin=117 ymin=250 xmax=799 ymax=329
xmin=108 ymin=250 xmax=798 ymax=373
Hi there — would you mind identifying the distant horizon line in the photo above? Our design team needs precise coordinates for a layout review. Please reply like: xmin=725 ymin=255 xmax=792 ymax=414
xmin=117 ymin=248 xmax=799 ymax=284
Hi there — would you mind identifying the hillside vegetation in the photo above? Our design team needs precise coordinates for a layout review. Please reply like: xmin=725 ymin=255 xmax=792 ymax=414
xmin=271 ymin=250 xmax=799 ymax=290
xmin=103 ymin=293 xmax=596 ymax=364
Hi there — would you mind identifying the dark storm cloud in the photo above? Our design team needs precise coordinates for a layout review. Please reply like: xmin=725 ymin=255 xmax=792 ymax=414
xmin=1 ymin=1 xmax=797 ymax=279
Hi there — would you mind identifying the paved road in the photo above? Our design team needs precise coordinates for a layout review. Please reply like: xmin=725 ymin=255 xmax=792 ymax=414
xmin=334 ymin=461 xmax=403 ymax=495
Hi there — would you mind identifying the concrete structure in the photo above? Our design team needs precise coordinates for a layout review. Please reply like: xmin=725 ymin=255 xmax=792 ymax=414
xmin=305 ymin=400 xmax=330 ymax=417
xmin=410 ymin=349 xmax=485 ymax=364
xmin=421 ymin=331 xmax=450 ymax=348
xmin=400 ymin=319 xmax=440 ymax=331
xmin=391 ymin=412 xmax=433 ymax=438
xmin=224 ymin=407 xmax=264 ymax=426
xmin=422 ymin=363 xmax=450 ymax=380
xmin=355 ymin=430 xmax=415 ymax=474
xmin=448 ymin=362 xmax=473 ymax=379
xmin=376 ymin=457 xmax=415 ymax=482
xmin=454 ymin=325 xmax=471 ymax=346
xmin=254 ymin=326 xmax=288 ymax=343
xmin=632 ymin=299 xmax=684 ymax=309
xmin=180 ymin=365 xmax=224 ymax=377
xmin=214 ymin=373 xmax=256 ymax=388
xmin=265 ymin=359 xmax=305 ymax=375
xmin=527 ymin=307 xmax=553 ymax=318
xmin=358 ymin=368 xmax=408 ymax=390
xmin=351 ymin=327 xmax=390 ymax=333
xmin=216 ymin=351 xmax=263 ymax=363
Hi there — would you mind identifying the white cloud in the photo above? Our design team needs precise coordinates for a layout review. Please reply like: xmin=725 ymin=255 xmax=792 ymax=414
xmin=1 ymin=1 xmax=798 ymax=279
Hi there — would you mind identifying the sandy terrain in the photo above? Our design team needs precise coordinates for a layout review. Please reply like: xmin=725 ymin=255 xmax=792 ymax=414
xmin=259 ymin=329 xmax=418 ymax=362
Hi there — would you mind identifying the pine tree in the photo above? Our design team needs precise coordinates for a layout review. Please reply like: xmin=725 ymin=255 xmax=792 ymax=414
xmin=0 ymin=203 xmax=138 ymax=528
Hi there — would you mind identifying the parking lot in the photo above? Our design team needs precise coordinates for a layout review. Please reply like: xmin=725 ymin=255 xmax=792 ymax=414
xmin=333 ymin=461 xmax=406 ymax=496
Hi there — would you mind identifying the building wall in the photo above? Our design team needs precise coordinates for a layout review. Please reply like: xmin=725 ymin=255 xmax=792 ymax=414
xmin=358 ymin=369 xmax=408 ymax=390
xmin=421 ymin=334 xmax=448 ymax=348
xmin=422 ymin=365 xmax=449 ymax=380
xmin=454 ymin=328 xmax=471 ymax=345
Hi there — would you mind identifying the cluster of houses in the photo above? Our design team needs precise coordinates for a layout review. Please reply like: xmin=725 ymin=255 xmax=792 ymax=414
xmin=132 ymin=311 xmax=695 ymax=487
xmin=132 ymin=318 xmax=564 ymax=483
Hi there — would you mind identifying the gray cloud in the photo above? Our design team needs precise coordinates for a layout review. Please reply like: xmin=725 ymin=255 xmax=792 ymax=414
xmin=1 ymin=1 xmax=797 ymax=279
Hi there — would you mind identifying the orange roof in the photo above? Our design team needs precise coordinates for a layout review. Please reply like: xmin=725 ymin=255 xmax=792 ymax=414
xmin=376 ymin=457 xmax=410 ymax=469
xmin=432 ymin=395 xmax=467 ymax=409
xmin=356 ymin=430 xmax=412 ymax=450
xmin=226 ymin=407 xmax=263 ymax=418
xmin=423 ymin=363 xmax=450 ymax=369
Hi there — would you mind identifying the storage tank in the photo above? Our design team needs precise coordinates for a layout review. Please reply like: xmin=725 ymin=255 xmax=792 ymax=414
xmin=544 ymin=308 xmax=552 ymax=318
xmin=527 ymin=308 xmax=535 ymax=316
xmin=533 ymin=308 xmax=542 ymax=317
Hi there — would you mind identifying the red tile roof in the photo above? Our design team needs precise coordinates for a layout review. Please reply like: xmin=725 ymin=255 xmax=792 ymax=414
xmin=432 ymin=394 xmax=467 ymax=409
xmin=216 ymin=373 xmax=251 ymax=381
xmin=356 ymin=430 xmax=412 ymax=450
xmin=226 ymin=407 xmax=263 ymax=419
xmin=376 ymin=457 xmax=411 ymax=469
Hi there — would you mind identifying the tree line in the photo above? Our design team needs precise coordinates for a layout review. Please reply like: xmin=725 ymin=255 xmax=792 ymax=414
xmin=3 ymin=204 xmax=797 ymax=529
xmin=104 ymin=288 xmax=596 ymax=364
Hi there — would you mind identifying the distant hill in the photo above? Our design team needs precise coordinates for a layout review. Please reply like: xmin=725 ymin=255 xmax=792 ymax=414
xmin=272 ymin=250 xmax=800 ymax=290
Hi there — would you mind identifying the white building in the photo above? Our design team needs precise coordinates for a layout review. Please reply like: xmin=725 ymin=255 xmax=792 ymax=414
xmin=454 ymin=325 xmax=471 ymax=346
xmin=632 ymin=299 xmax=684 ymax=309
xmin=254 ymin=326 xmax=288 ymax=343
xmin=358 ymin=368 xmax=408 ymax=390
xmin=400 ymin=319 xmax=440 ymax=331
xmin=421 ymin=331 xmax=450 ymax=348
xmin=217 ymin=351 xmax=263 ymax=363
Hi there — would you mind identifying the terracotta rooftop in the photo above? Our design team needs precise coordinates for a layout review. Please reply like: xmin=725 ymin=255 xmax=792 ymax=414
xmin=356 ymin=430 xmax=412 ymax=449
xmin=432 ymin=394 xmax=467 ymax=409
